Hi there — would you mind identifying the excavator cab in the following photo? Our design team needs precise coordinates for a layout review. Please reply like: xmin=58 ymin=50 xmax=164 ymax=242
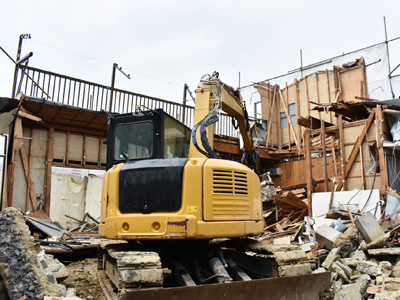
xmin=106 ymin=108 xmax=191 ymax=170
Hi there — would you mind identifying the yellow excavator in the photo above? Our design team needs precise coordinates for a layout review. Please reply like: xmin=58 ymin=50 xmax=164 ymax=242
xmin=98 ymin=73 xmax=264 ymax=292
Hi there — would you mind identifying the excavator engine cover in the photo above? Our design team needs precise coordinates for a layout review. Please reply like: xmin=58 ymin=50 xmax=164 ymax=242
xmin=119 ymin=158 xmax=187 ymax=213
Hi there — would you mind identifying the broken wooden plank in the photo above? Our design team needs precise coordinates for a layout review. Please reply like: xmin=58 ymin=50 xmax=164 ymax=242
xmin=272 ymin=196 xmax=307 ymax=210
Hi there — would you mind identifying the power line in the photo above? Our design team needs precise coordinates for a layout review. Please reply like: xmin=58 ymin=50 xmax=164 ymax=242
xmin=29 ymin=39 xmax=184 ymax=88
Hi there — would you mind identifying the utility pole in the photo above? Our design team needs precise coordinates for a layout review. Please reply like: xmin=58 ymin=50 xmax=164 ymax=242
xmin=383 ymin=16 xmax=395 ymax=98
xmin=12 ymin=34 xmax=31 ymax=98
xmin=182 ymin=84 xmax=188 ymax=124
xmin=109 ymin=63 xmax=130 ymax=112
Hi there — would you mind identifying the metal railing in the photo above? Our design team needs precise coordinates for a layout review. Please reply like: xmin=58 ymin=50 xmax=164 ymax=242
xmin=15 ymin=65 xmax=237 ymax=137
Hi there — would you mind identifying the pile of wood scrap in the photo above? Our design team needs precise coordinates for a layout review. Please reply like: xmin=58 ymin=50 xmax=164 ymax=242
xmin=259 ymin=189 xmax=309 ymax=243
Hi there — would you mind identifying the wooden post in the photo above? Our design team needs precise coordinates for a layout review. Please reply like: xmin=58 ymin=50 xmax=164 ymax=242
xmin=304 ymin=128 xmax=313 ymax=216
xmin=265 ymin=86 xmax=277 ymax=149
xmin=314 ymin=74 xmax=322 ymax=121
xmin=285 ymin=84 xmax=291 ymax=150
xmin=66 ymin=131 xmax=70 ymax=165
xmin=294 ymin=79 xmax=301 ymax=154
xmin=277 ymin=87 xmax=281 ymax=150
xmin=321 ymin=120 xmax=328 ymax=192
xmin=25 ymin=130 xmax=34 ymax=211
xmin=325 ymin=69 xmax=333 ymax=124
xmin=375 ymin=106 xmax=387 ymax=192
xmin=338 ymin=115 xmax=346 ymax=191
xmin=83 ymin=133 xmax=87 ymax=167
xmin=44 ymin=127 xmax=54 ymax=215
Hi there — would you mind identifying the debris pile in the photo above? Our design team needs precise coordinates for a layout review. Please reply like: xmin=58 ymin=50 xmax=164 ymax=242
xmin=0 ymin=207 xmax=71 ymax=299
xmin=312 ymin=212 xmax=400 ymax=299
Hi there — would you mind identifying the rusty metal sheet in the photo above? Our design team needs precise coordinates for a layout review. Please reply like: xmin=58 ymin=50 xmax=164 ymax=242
xmin=126 ymin=272 xmax=331 ymax=300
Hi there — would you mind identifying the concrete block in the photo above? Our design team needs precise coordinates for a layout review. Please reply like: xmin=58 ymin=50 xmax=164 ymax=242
xmin=354 ymin=212 xmax=385 ymax=244
xmin=278 ymin=263 xmax=312 ymax=277
xmin=356 ymin=261 xmax=382 ymax=277
xmin=322 ymin=247 xmax=340 ymax=269
xmin=273 ymin=250 xmax=308 ymax=265
xmin=273 ymin=236 xmax=291 ymax=245
xmin=315 ymin=225 xmax=342 ymax=250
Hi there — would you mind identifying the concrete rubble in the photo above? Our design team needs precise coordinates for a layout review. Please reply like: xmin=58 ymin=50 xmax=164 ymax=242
xmin=0 ymin=207 xmax=76 ymax=299
xmin=311 ymin=211 xmax=400 ymax=299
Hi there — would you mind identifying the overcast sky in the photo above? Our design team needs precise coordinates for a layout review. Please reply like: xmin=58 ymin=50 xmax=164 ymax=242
xmin=1 ymin=1 xmax=400 ymax=110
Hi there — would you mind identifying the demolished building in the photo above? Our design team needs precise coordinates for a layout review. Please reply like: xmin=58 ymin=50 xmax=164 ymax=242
xmin=2 ymin=39 xmax=400 ymax=299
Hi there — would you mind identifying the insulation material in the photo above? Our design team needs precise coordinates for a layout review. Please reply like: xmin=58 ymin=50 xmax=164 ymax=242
xmin=49 ymin=173 xmax=87 ymax=229
xmin=312 ymin=189 xmax=381 ymax=218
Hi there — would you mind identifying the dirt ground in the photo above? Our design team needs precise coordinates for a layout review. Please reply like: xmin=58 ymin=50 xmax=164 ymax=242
xmin=62 ymin=258 xmax=106 ymax=300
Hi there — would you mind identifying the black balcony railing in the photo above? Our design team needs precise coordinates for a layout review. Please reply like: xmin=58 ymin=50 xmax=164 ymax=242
xmin=14 ymin=65 xmax=237 ymax=137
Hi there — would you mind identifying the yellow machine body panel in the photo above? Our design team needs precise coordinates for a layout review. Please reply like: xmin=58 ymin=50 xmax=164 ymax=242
xmin=99 ymin=158 xmax=263 ymax=240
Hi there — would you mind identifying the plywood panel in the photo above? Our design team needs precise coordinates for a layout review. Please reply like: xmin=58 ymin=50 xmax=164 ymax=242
xmin=69 ymin=134 xmax=83 ymax=162
xmin=298 ymin=78 xmax=308 ymax=118
xmin=339 ymin=66 xmax=365 ymax=102
xmin=86 ymin=136 xmax=100 ymax=163
xmin=32 ymin=129 xmax=48 ymax=157
xmin=31 ymin=129 xmax=47 ymax=204
xmin=259 ymin=85 xmax=274 ymax=120
xmin=347 ymin=176 xmax=380 ymax=191
xmin=287 ymin=84 xmax=296 ymax=105
xmin=54 ymin=132 xmax=67 ymax=160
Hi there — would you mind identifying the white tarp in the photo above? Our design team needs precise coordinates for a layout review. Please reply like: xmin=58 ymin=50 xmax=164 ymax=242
xmin=312 ymin=189 xmax=381 ymax=219
xmin=50 ymin=174 xmax=88 ymax=229
xmin=50 ymin=168 xmax=104 ymax=229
